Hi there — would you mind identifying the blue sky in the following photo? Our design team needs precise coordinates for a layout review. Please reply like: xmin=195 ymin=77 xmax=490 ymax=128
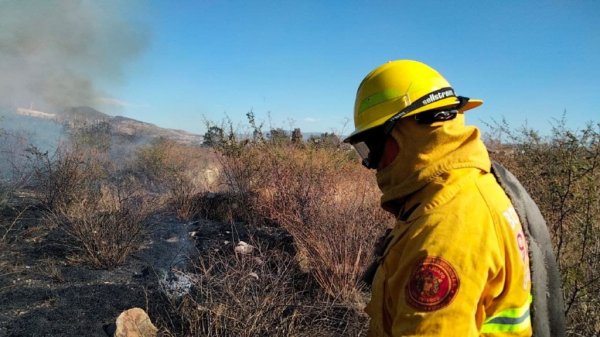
xmin=106 ymin=0 xmax=599 ymax=136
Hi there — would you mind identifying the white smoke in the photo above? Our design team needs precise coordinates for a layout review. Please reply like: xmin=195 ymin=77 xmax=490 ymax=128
xmin=0 ymin=0 xmax=147 ymax=112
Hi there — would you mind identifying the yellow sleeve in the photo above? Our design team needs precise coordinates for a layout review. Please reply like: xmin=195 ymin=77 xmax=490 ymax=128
xmin=382 ymin=210 xmax=504 ymax=336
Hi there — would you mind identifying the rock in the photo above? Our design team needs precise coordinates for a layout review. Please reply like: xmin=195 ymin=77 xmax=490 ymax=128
xmin=114 ymin=308 xmax=157 ymax=337
xmin=234 ymin=241 xmax=254 ymax=255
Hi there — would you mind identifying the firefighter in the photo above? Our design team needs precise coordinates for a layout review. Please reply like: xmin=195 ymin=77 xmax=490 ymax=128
xmin=344 ymin=60 xmax=538 ymax=336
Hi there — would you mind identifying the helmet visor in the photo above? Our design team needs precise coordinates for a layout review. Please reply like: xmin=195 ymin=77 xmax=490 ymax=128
xmin=350 ymin=131 xmax=388 ymax=169
xmin=352 ymin=141 xmax=371 ymax=162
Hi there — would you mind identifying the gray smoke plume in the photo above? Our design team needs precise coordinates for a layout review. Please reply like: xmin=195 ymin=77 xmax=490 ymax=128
xmin=0 ymin=0 xmax=147 ymax=112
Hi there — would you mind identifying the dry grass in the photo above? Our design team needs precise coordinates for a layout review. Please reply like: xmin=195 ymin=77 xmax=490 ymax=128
xmin=206 ymin=118 xmax=393 ymax=304
xmin=46 ymin=182 xmax=152 ymax=269
xmin=247 ymin=145 xmax=391 ymax=303
xmin=39 ymin=258 xmax=65 ymax=283
xmin=155 ymin=238 xmax=369 ymax=337
xmin=132 ymin=138 xmax=219 ymax=220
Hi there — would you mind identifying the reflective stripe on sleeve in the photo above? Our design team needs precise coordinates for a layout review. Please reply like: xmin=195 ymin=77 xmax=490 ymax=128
xmin=481 ymin=295 xmax=532 ymax=334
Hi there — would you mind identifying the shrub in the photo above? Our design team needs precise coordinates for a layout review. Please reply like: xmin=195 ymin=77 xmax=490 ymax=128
xmin=27 ymin=144 xmax=110 ymax=210
xmin=46 ymin=180 xmax=152 ymax=269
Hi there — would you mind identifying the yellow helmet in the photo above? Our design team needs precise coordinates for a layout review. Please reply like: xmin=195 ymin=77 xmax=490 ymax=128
xmin=344 ymin=60 xmax=483 ymax=143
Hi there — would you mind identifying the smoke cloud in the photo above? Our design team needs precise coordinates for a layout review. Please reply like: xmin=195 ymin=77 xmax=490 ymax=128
xmin=0 ymin=0 xmax=147 ymax=112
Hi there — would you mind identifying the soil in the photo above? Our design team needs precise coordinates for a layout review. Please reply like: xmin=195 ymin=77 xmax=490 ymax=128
xmin=0 ymin=204 xmax=206 ymax=337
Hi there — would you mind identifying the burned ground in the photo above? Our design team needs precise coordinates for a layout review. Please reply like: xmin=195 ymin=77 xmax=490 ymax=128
xmin=0 ymin=201 xmax=199 ymax=337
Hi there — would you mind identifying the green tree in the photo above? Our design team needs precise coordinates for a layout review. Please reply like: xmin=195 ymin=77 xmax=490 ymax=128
xmin=309 ymin=132 xmax=341 ymax=148
xmin=268 ymin=128 xmax=289 ymax=144
xmin=203 ymin=126 xmax=225 ymax=147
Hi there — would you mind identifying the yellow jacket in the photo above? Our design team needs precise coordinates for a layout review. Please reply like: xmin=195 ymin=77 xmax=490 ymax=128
xmin=366 ymin=115 xmax=532 ymax=336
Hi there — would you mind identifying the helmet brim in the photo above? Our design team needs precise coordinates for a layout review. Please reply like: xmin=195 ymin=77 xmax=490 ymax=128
xmin=461 ymin=99 xmax=483 ymax=112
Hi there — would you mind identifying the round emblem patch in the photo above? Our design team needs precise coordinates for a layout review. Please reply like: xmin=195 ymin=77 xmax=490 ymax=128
xmin=405 ymin=256 xmax=459 ymax=311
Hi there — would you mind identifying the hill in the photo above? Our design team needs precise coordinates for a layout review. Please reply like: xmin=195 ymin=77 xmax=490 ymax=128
xmin=5 ymin=106 xmax=203 ymax=148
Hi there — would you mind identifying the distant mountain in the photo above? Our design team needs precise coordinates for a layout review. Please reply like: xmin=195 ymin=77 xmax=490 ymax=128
xmin=11 ymin=106 xmax=203 ymax=146
xmin=60 ymin=106 xmax=109 ymax=122
xmin=109 ymin=115 xmax=203 ymax=146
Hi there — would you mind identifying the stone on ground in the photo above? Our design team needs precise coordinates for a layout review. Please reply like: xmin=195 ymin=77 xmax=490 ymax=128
xmin=114 ymin=308 xmax=158 ymax=337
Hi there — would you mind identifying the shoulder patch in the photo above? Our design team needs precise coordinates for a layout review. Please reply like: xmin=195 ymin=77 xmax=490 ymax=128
xmin=405 ymin=256 xmax=460 ymax=311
